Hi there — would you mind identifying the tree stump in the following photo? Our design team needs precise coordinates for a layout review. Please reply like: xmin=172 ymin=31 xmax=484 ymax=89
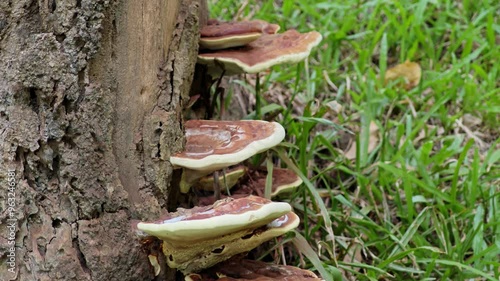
xmin=0 ymin=0 xmax=206 ymax=280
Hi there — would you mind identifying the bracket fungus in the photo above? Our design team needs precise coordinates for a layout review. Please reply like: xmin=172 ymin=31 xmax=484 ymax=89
xmin=136 ymin=195 xmax=291 ymax=241
xmin=185 ymin=259 xmax=321 ymax=281
xmin=265 ymin=168 xmax=303 ymax=197
xmin=135 ymin=196 xmax=299 ymax=274
xmin=162 ymin=211 xmax=299 ymax=273
xmin=200 ymin=19 xmax=280 ymax=50
xmin=197 ymin=168 xmax=303 ymax=206
xmin=171 ymin=120 xmax=285 ymax=193
xmin=198 ymin=29 xmax=322 ymax=75
xmin=240 ymin=168 xmax=302 ymax=198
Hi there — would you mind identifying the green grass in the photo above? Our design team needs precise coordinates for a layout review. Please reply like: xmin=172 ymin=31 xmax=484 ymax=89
xmin=208 ymin=1 xmax=500 ymax=280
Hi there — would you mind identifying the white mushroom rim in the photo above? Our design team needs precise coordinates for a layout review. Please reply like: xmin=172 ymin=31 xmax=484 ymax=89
xmin=272 ymin=177 xmax=304 ymax=197
xmin=170 ymin=121 xmax=285 ymax=171
xmin=136 ymin=201 xmax=292 ymax=241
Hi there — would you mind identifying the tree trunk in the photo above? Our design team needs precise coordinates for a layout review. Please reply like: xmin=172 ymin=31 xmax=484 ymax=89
xmin=0 ymin=0 xmax=205 ymax=280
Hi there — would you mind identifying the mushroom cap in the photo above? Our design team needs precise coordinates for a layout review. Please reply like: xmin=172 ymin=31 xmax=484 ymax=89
xmin=198 ymin=29 xmax=322 ymax=75
xmin=237 ymin=168 xmax=302 ymax=197
xmin=271 ymin=170 xmax=303 ymax=197
xmin=201 ymin=19 xmax=280 ymax=38
xmin=164 ymin=211 xmax=300 ymax=273
xmin=136 ymin=196 xmax=291 ymax=241
xmin=185 ymin=258 xmax=320 ymax=281
xmin=171 ymin=120 xmax=285 ymax=171
xmin=200 ymin=19 xmax=280 ymax=51
xmin=261 ymin=210 xmax=300 ymax=235
xmin=200 ymin=33 xmax=262 ymax=51
xmin=197 ymin=168 xmax=302 ymax=205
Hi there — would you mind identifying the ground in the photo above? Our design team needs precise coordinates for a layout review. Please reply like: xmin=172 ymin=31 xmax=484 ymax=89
xmin=205 ymin=1 xmax=500 ymax=280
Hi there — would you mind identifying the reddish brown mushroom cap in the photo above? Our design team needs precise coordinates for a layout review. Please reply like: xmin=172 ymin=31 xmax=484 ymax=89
xmin=136 ymin=195 xmax=291 ymax=241
xmin=244 ymin=168 xmax=303 ymax=197
xmin=200 ymin=33 xmax=262 ymax=51
xmin=171 ymin=120 xmax=285 ymax=171
xmin=196 ymin=168 xmax=302 ymax=205
xmin=172 ymin=120 xmax=284 ymax=194
xmin=198 ymin=29 xmax=322 ymax=75
xmin=135 ymin=196 xmax=300 ymax=274
xmin=185 ymin=259 xmax=321 ymax=281
xmin=201 ymin=19 xmax=280 ymax=37
xmin=200 ymin=19 xmax=280 ymax=50
xmin=164 ymin=211 xmax=300 ymax=273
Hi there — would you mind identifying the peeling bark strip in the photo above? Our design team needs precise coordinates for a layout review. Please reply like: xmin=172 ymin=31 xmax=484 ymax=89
xmin=0 ymin=0 xmax=204 ymax=280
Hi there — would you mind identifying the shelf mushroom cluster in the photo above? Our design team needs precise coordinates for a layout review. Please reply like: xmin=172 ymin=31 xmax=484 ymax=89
xmin=134 ymin=196 xmax=302 ymax=274
xmin=196 ymin=166 xmax=303 ymax=206
xmin=198 ymin=19 xmax=322 ymax=76
xmin=199 ymin=19 xmax=280 ymax=51
xmin=133 ymin=18 xmax=323 ymax=280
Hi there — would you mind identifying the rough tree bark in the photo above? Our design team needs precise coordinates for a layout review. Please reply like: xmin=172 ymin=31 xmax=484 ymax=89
xmin=0 ymin=0 xmax=205 ymax=280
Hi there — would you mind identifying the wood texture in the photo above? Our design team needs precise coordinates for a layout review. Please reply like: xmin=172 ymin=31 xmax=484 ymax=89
xmin=0 ymin=0 xmax=205 ymax=280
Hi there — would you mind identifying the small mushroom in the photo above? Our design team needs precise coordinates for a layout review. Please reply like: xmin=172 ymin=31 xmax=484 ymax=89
xmin=128 ymin=227 xmax=168 ymax=279
xmin=171 ymin=120 xmax=285 ymax=193
xmin=198 ymin=29 xmax=322 ymax=76
xmin=200 ymin=19 xmax=280 ymax=50
xmin=135 ymin=196 xmax=299 ymax=274
xmin=185 ymin=258 xmax=321 ymax=281
xmin=148 ymin=255 xmax=162 ymax=277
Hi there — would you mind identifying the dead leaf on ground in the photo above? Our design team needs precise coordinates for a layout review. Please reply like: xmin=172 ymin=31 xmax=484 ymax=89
xmin=325 ymin=100 xmax=343 ymax=115
xmin=342 ymin=240 xmax=364 ymax=265
xmin=385 ymin=60 xmax=421 ymax=90
xmin=344 ymin=121 xmax=379 ymax=160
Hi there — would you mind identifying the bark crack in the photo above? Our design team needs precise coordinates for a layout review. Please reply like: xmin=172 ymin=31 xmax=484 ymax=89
xmin=169 ymin=59 xmax=175 ymax=109
xmin=73 ymin=235 xmax=92 ymax=276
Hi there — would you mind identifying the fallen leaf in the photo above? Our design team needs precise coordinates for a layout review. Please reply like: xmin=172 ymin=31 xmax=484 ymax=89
xmin=462 ymin=113 xmax=482 ymax=128
xmin=342 ymin=240 xmax=364 ymax=264
xmin=325 ymin=100 xmax=343 ymax=115
xmin=344 ymin=121 xmax=379 ymax=160
xmin=385 ymin=60 xmax=421 ymax=90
